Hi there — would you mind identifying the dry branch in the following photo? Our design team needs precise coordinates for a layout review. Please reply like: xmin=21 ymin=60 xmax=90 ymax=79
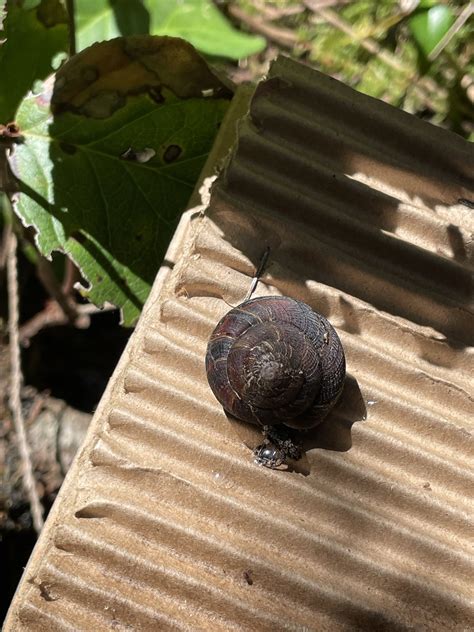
xmin=7 ymin=231 xmax=44 ymax=533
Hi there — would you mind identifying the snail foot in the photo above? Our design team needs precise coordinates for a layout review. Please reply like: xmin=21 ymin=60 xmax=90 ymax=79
xmin=253 ymin=425 xmax=303 ymax=469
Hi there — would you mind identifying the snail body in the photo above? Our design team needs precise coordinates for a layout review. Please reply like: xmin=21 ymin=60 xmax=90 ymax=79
xmin=205 ymin=296 xmax=345 ymax=430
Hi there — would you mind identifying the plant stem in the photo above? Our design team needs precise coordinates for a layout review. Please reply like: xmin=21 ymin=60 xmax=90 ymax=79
xmin=229 ymin=4 xmax=307 ymax=49
xmin=305 ymin=3 xmax=444 ymax=111
xmin=66 ymin=0 xmax=76 ymax=56
xmin=36 ymin=256 xmax=79 ymax=323
xmin=7 ymin=231 xmax=44 ymax=534
xmin=428 ymin=3 xmax=474 ymax=62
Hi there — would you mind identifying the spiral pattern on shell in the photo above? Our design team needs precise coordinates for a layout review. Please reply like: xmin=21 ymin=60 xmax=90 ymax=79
xmin=205 ymin=296 xmax=346 ymax=429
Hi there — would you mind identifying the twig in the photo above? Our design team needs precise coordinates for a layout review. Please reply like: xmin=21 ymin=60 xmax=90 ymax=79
xmin=25 ymin=391 xmax=50 ymax=428
xmin=0 ymin=220 xmax=12 ymax=269
xmin=428 ymin=3 xmax=474 ymax=62
xmin=19 ymin=301 xmax=70 ymax=343
xmin=301 ymin=0 xmax=349 ymax=8
xmin=1 ymin=146 xmax=20 ymax=269
xmin=305 ymin=3 xmax=445 ymax=109
xmin=65 ymin=0 xmax=76 ymax=56
xmin=14 ymin=218 xmax=84 ymax=326
xmin=228 ymin=5 xmax=307 ymax=49
xmin=250 ymin=0 xmax=306 ymax=20
xmin=62 ymin=257 xmax=79 ymax=295
xmin=0 ymin=145 xmax=17 ymax=195
xmin=36 ymin=256 xmax=79 ymax=324
xmin=7 ymin=231 xmax=44 ymax=533
xmin=307 ymin=4 xmax=408 ymax=72
xmin=75 ymin=301 xmax=117 ymax=315
xmin=19 ymin=301 xmax=117 ymax=343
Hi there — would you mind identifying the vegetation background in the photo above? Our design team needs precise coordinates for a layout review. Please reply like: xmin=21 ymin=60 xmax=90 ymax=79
xmin=0 ymin=0 xmax=472 ymax=622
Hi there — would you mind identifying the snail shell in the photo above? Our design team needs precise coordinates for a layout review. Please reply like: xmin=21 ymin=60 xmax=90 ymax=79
xmin=205 ymin=296 xmax=346 ymax=429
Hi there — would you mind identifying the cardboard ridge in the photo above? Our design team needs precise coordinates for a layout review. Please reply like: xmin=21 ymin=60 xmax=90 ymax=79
xmin=5 ymin=58 xmax=473 ymax=631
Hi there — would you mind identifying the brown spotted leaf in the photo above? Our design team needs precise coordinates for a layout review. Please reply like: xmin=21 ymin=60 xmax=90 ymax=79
xmin=9 ymin=36 xmax=231 ymax=325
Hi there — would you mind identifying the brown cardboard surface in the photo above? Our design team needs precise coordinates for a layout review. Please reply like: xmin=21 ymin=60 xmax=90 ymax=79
xmin=5 ymin=57 xmax=474 ymax=631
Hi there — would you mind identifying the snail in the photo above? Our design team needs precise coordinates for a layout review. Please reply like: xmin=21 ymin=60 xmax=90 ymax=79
xmin=205 ymin=296 xmax=346 ymax=468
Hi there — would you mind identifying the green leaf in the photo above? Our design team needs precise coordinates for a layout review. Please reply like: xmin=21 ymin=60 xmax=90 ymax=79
xmin=76 ymin=0 xmax=149 ymax=51
xmin=147 ymin=0 xmax=266 ymax=59
xmin=9 ymin=37 xmax=231 ymax=325
xmin=76 ymin=0 xmax=265 ymax=59
xmin=0 ymin=0 xmax=68 ymax=123
xmin=409 ymin=5 xmax=455 ymax=57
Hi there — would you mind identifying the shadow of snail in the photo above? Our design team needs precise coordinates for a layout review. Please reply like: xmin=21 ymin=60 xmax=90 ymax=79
xmin=205 ymin=296 xmax=366 ymax=473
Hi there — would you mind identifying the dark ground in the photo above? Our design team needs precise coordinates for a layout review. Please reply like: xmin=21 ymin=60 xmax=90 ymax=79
xmin=0 ymin=251 xmax=132 ymax=622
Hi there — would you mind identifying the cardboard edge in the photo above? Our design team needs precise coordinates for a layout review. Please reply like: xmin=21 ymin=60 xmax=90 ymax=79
xmin=3 ymin=84 xmax=255 ymax=631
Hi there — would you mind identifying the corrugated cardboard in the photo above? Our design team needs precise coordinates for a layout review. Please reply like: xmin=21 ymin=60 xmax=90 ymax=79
xmin=5 ymin=57 xmax=473 ymax=631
